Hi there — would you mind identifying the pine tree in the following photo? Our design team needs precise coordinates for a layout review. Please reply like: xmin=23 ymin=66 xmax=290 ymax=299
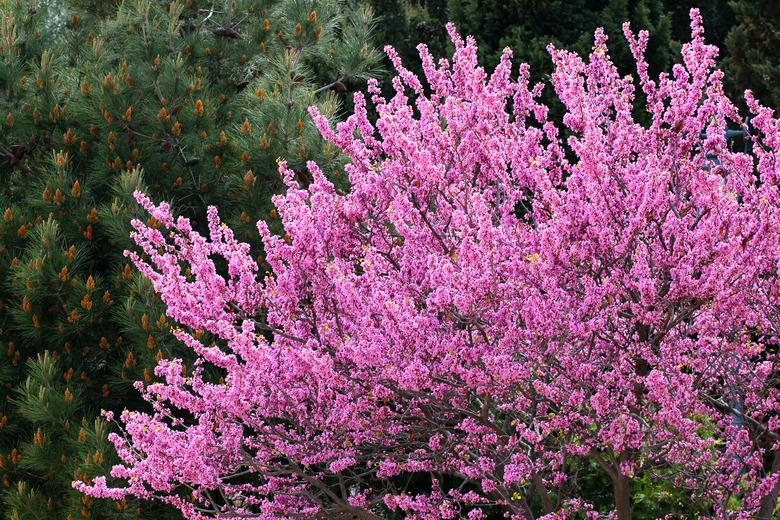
xmin=446 ymin=0 xmax=679 ymax=72
xmin=370 ymin=0 xmax=408 ymax=53
xmin=724 ymin=0 xmax=780 ymax=110
xmin=425 ymin=0 xmax=448 ymax=21
xmin=665 ymin=0 xmax=733 ymax=53
xmin=446 ymin=0 xmax=677 ymax=115
xmin=368 ymin=0 xmax=449 ymax=97
xmin=0 ymin=1 xmax=382 ymax=518
xmin=6 ymin=351 xmax=142 ymax=519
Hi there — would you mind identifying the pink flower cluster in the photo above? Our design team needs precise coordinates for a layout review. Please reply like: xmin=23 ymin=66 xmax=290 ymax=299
xmin=77 ymin=10 xmax=780 ymax=519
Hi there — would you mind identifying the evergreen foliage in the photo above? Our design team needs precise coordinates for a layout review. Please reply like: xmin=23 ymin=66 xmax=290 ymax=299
xmin=723 ymin=0 xmax=780 ymax=110
xmin=409 ymin=0 xmax=677 ymax=116
xmin=0 ymin=1 xmax=382 ymax=518
xmin=369 ymin=0 xmax=779 ymax=116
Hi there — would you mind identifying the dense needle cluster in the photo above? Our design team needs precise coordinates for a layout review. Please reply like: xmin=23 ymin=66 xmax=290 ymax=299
xmin=0 ymin=0 xmax=382 ymax=517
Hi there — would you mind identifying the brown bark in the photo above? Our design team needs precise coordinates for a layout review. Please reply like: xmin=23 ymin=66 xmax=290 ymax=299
xmin=757 ymin=450 xmax=780 ymax=520
xmin=612 ymin=471 xmax=632 ymax=520
xmin=531 ymin=473 xmax=554 ymax=514
xmin=591 ymin=450 xmax=632 ymax=520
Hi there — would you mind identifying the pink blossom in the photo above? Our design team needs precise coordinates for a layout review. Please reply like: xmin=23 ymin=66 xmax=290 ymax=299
xmin=77 ymin=10 xmax=780 ymax=519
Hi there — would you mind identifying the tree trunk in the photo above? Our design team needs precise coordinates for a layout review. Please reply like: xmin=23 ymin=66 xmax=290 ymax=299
xmin=532 ymin=473 xmax=554 ymax=514
xmin=613 ymin=472 xmax=632 ymax=520
xmin=757 ymin=450 xmax=780 ymax=519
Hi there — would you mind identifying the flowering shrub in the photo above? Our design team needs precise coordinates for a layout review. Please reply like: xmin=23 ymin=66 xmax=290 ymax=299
xmin=77 ymin=10 xmax=780 ymax=519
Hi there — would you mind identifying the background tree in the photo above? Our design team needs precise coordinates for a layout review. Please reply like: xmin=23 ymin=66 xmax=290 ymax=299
xmin=447 ymin=0 xmax=679 ymax=124
xmin=370 ymin=0 xmax=780 ymax=118
xmin=370 ymin=0 xmax=449 ymax=96
xmin=723 ymin=0 xmax=780 ymax=111
xmin=0 ymin=0 xmax=382 ymax=518
xmin=665 ymin=0 xmax=733 ymax=52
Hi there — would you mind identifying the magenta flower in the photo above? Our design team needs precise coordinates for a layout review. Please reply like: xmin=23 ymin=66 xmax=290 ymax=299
xmin=77 ymin=10 xmax=780 ymax=519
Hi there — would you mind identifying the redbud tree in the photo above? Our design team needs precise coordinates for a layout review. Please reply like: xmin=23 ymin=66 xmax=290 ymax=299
xmin=78 ymin=10 xmax=780 ymax=520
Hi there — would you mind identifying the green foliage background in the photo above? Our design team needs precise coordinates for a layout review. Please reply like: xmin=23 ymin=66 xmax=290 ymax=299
xmin=0 ymin=0 xmax=381 ymax=518
xmin=371 ymin=0 xmax=776 ymax=116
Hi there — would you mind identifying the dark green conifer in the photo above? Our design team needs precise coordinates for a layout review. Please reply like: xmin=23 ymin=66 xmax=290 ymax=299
xmin=0 ymin=1 xmax=382 ymax=518
xmin=724 ymin=0 xmax=780 ymax=110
